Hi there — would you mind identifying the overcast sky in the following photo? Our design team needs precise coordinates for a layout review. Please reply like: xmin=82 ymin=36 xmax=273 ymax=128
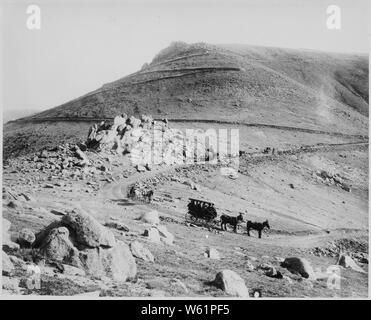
xmin=1 ymin=0 xmax=370 ymax=115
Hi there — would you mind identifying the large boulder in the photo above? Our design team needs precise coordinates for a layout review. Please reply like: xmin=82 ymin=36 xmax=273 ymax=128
xmin=2 ymin=218 xmax=20 ymax=251
xmin=79 ymin=241 xmax=137 ymax=282
xmin=281 ymin=257 xmax=316 ymax=280
xmin=62 ymin=209 xmax=116 ymax=248
xmin=35 ymin=210 xmax=136 ymax=281
xmin=38 ymin=226 xmax=81 ymax=267
xmin=141 ymin=210 xmax=160 ymax=225
xmin=337 ymin=254 xmax=365 ymax=273
xmin=143 ymin=228 xmax=161 ymax=243
xmin=130 ymin=240 xmax=154 ymax=262
xmin=214 ymin=270 xmax=249 ymax=297
xmin=156 ymin=225 xmax=174 ymax=245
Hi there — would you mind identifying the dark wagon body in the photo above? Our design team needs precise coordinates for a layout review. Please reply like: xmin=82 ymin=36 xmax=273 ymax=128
xmin=186 ymin=198 xmax=218 ymax=225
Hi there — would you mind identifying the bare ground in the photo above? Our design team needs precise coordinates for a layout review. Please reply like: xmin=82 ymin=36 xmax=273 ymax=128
xmin=2 ymin=123 xmax=368 ymax=297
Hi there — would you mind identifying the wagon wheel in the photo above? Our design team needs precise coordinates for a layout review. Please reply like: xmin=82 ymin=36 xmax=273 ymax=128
xmin=204 ymin=219 xmax=214 ymax=229
xmin=212 ymin=218 xmax=220 ymax=229
xmin=205 ymin=218 xmax=219 ymax=230
xmin=185 ymin=212 xmax=197 ymax=223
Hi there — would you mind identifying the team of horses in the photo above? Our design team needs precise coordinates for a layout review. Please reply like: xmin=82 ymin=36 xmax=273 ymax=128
xmin=220 ymin=213 xmax=270 ymax=238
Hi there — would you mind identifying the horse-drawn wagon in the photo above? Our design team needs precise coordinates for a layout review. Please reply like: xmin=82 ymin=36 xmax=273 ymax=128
xmin=185 ymin=198 xmax=218 ymax=226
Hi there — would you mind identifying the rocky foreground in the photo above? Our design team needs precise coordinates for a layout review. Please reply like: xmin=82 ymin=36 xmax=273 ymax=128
xmin=2 ymin=115 xmax=368 ymax=297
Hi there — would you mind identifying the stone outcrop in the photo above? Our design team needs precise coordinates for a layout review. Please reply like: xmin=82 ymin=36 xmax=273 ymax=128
xmin=85 ymin=114 xmax=212 ymax=169
xmin=34 ymin=209 xmax=136 ymax=282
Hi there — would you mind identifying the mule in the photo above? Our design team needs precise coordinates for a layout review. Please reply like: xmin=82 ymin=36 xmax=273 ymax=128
xmin=246 ymin=220 xmax=270 ymax=238
xmin=220 ymin=213 xmax=244 ymax=233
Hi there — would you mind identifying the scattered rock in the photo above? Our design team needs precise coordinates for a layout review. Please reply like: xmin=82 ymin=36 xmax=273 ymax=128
xmin=245 ymin=260 xmax=255 ymax=271
xmin=143 ymin=228 xmax=161 ymax=243
xmin=19 ymin=193 xmax=35 ymax=202
xmin=204 ymin=247 xmax=221 ymax=260
xmin=80 ymin=240 xmax=137 ymax=281
xmin=62 ymin=264 xmax=86 ymax=277
xmin=141 ymin=210 xmax=160 ymax=225
xmin=156 ymin=225 xmax=174 ymax=245
xmin=105 ymin=221 xmax=129 ymax=232
xmin=50 ymin=209 xmax=66 ymax=216
xmin=257 ymin=263 xmax=274 ymax=271
xmin=182 ymin=179 xmax=201 ymax=191
xmin=74 ymin=147 xmax=90 ymax=165
xmin=136 ymin=164 xmax=146 ymax=172
xmin=2 ymin=277 xmax=21 ymax=295
xmin=2 ymin=251 xmax=14 ymax=276
xmin=341 ymin=184 xmax=351 ymax=192
xmin=247 ymin=256 xmax=257 ymax=261
xmin=7 ymin=200 xmax=22 ymax=209
xmin=170 ymin=278 xmax=188 ymax=294
xmin=337 ymin=254 xmax=365 ymax=273
xmin=73 ymin=291 xmax=101 ymax=297
xmin=130 ymin=241 xmax=154 ymax=262
xmin=281 ymin=257 xmax=316 ymax=280
xmin=265 ymin=267 xmax=283 ymax=279
xmin=2 ymin=187 xmax=18 ymax=201
xmin=39 ymin=149 xmax=49 ymax=158
xmin=214 ymin=270 xmax=249 ymax=297
xmin=316 ymin=170 xmax=351 ymax=192
xmin=149 ymin=290 xmax=167 ymax=297
xmin=145 ymin=277 xmax=187 ymax=295
xmin=283 ymin=275 xmax=294 ymax=284
xmin=18 ymin=228 xmax=36 ymax=248
xmin=2 ymin=218 xmax=20 ymax=251
xmin=9 ymin=255 xmax=27 ymax=269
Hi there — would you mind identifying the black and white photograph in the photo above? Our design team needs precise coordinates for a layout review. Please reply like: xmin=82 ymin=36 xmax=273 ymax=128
xmin=1 ymin=0 xmax=369 ymax=300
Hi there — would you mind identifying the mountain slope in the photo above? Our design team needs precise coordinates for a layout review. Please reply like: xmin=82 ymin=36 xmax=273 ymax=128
xmin=19 ymin=42 xmax=368 ymax=135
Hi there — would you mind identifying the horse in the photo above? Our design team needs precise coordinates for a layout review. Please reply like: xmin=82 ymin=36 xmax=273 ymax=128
xmin=246 ymin=220 xmax=270 ymax=238
xmin=128 ymin=185 xmax=153 ymax=203
xmin=144 ymin=189 xmax=154 ymax=203
xmin=220 ymin=213 xmax=244 ymax=233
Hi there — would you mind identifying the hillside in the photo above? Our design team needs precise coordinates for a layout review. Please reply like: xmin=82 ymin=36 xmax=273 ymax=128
xmin=15 ymin=42 xmax=368 ymax=134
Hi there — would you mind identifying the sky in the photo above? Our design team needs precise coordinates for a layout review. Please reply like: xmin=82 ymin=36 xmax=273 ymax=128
xmin=1 ymin=0 xmax=370 ymax=115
